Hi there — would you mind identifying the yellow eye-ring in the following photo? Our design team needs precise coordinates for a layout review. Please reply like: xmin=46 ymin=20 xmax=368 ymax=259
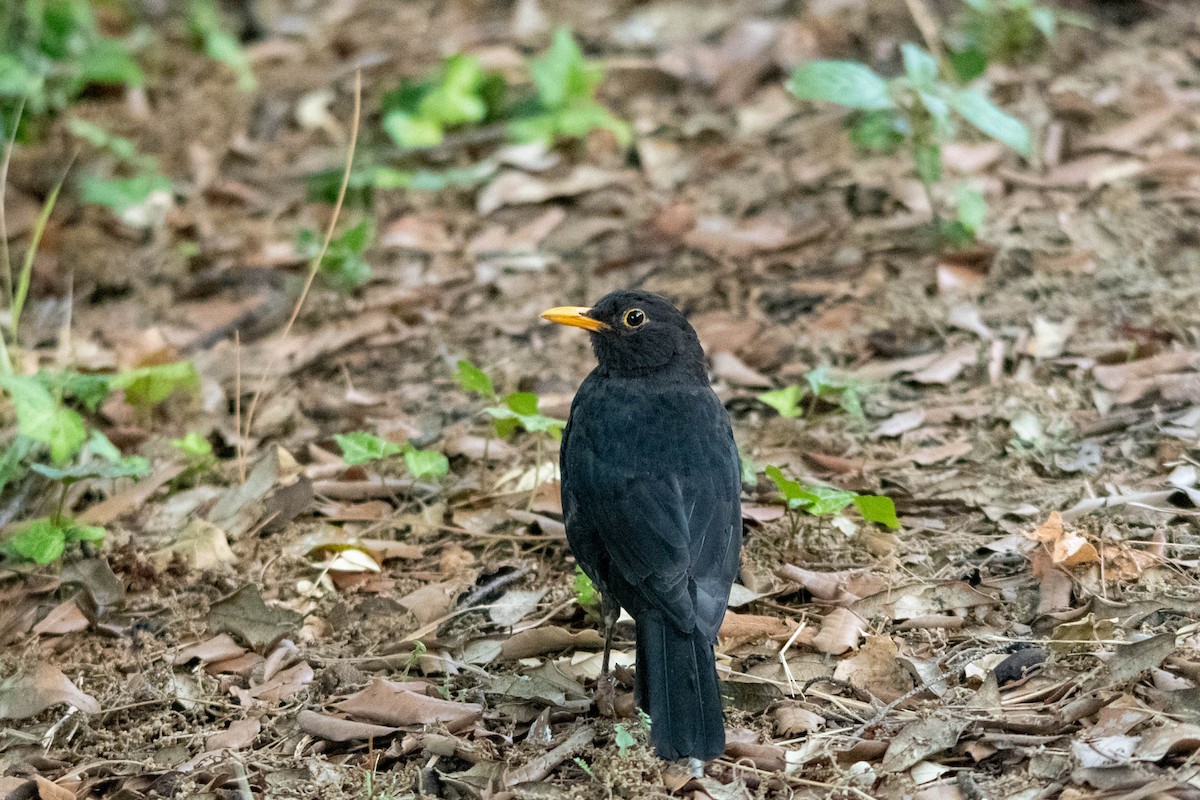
xmin=623 ymin=308 xmax=647 ymax=329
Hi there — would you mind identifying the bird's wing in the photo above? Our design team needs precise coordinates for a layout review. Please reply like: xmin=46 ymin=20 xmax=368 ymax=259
xmin=563 ymin=394 xmax=740 ymax=635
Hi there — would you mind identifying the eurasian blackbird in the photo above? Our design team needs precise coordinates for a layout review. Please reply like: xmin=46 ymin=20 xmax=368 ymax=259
xmin=541 ymin=290 xmax=742 ymax=764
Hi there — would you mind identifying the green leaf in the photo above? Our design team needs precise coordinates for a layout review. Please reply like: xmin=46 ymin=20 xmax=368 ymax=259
xmin=853 ymin=494 xmax=900 ymax=528
xmin=0 ymin=375 xmax=86 ymax=464
xmin=765 ymin=465 xmax=804 ymax=506
xmin=337 ymin=220 xmax=372 ymax=254
xmin=505 ymin=392 xmax=540 ymax=416
xmin=203 ymin=29 xmax=256 ymax=91
xmin=573 ymin=566 xmax=598 ymax=608
xmin=948 ymin=47 xmax=989 ymax=82
xmin=914 ymin=141 xmax=942 ymax=185
xmin=76 ymin=39 xmax=144 ymax=88
xmin=402 ymin=445 xmax=449 ymax=479
xmin=801 ymin=485 xmax=858 ymax=516
xmin=739 ymin=453 xmax=762 ymax=484
xmin=419 ymin=54 xmax=489 ymax=126
xmin=110 ymin=360 xmax=199 ymax=408
xmin=955 ymin=184 xmax=988 ymax=232
xmin=948 ymin=88 xmax=1031 ymax=156
xmin=3 ymin=518 xmax=68 ymax=564
xmin=171 ymin=431 xmax=213 ymax=459
xmin=613 ymin=723 xmax=636 ymax=757
xmin=0 ymin=437 xmax=36 ymax=494
xmin=335 ymin=431 xmax=404 ymax=465
xmin=30 ymin=430 xmax=150 ymax=482
xmin=80 ymin=172 xmax=173 ymax=214
xmin=455 ymin=360 xmax=495 ymax=398
xmin=382 ymin=111 xmax=444 ymax=148
xmin=530 ymin=28 xmax=601 ymax=110
xmin=67 ymin=523 xmax=106 ymax=543
xmin=850 ymin=110 xmax=905 ymax=152
xmin=790 ymin=60 xmax=894 ymax=111
xmin=36 ymin=369 xmax=112 ymax=411
xmin=900 ymin=43 xmax=939 ymax=89
xmin=758 ymin=385 xmax=804 ymax=418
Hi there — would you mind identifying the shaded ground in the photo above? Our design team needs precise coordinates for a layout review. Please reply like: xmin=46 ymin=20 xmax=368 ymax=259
xmin=3 ymin=0 xmax=1200 ymax=798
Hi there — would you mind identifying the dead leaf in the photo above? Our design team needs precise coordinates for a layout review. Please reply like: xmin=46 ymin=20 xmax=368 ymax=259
xmin=811 ymin=608 xmax=866 ymax=655
xmin=168 ymin=634 xmax=247 ymax=666
xmin=249 ymin=662 xmax=314 ymax=702
xmin=882 ymin=715 xmax=969 ymax=773
xmin=205 ymin=718 xmax=261 ymax=751
xmin=719 ymin=611 xmax=794 ymax=641
xmin=208 ymin=584 xmax=303 ymax=651
xmin=832 ymin=635 xmax=914 ymax=703
xmin=32 ymin=599 xmax=89 ymax=635
xmin=336 ymin=678 xmax=483 ymax=730
xmin=476 ymin=167 xmax=626 ymax=215
xmin=297 ymin=709 xmax=397 ymax=742
xmin=380 ymin=215 xmax=456 ymax=253
xmin=0 ymin=663 xmax=101 ymax=720
xmin=711 ymin=351 xmax=772 ymax=388
xmin=684 ymin=215 xmax=823 ymax=257
xmin=500 ymin=626 xmax=604 ymax=659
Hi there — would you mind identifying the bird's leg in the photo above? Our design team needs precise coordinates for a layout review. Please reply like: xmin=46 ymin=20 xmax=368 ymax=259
xmin=594 ymin=594 xmax=620 ymax=717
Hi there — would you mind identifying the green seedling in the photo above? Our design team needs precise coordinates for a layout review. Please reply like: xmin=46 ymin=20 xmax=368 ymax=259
xmin=382 ymin=53 xmax=505 ymax=149
xmin=297 ymin=220 xmax=372 ymax=292
xmin=948 ymin=0 xmax=1090 ymax=79
xmin=188 ymin=0 xmax=256 ymax=91
xmin=455 ymin=359 xmax=565 ymax=441
xmin=0 ymin=0 xmax=144 ymax=135
xmin=171 ymin=431 xmax=217 ymax=482
xmin=572 ymin=758 xmax=596 ymax=780
xmin=573 ymin=565 xmax=599 ymax=617
xmin=757 ymin=368 xmax=867 ymax=421
xmin=613 ymin=723 xmax=637 ymax=757
xmin=790 ymin=42 xmax=1030 ymax=247
xmin=1 ymin=515 xmax=105 ymax=564
xmin=69 ymin=118 xmax=173 ymax=230
xmin=765 ymin=465 xmax=899 ymax=539
xmin=508 ymin=27 xmax=631 ymax=147
xmin=334 ymin=431 xmax=449 ymax=480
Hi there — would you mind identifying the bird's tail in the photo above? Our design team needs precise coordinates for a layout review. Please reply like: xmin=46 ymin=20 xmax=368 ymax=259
xmin=635 ymin=610 xmax=725 ymax=761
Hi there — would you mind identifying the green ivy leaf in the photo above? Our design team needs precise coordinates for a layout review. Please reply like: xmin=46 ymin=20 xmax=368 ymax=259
xmin=76 ymin=39 xmax=144 ymax=88
xmin=801 ymin=485 xmax=858 ymax=516
xmin=505 ymin=392 xmax=540 ymax=416
xmin=3 ymin=518 xmax=68 ymax=564
xmin=80 ymin=172 xmax=173 ymax=214
xmin=455 ymin=360 xmax=495 ymax=398
xmin=0 ymin=375 xmax=87 ymax=464
xmin=948 ymin=88 xmax=1031 ymax=156
xmin=37 ymin=369 xmax=113 ymax=412
xmin=419 ymin=54 xmax=489 ymax=126
xmin=790 ymin=61 xmax=894 ymax=111
xmin=402 ymin=445 xmax=449 ymax=479
xmin=530 ymin=28 xmax=601 ymax=110
xmin=111 ymin=360 xmax=199 ymax=408
xmin=765 ymin=465 xmax=804 ymax=506
xmin=335 ymin=431 xmax=404 ymax=465
xmin=955 ymin=184 xmax=988 ymax=233
xmin=382 ymin=111 xmax=445 ymax=148
xmin=850 ymin=110 xmax=906 ymax=153
xmin=758 ymin=385 xmax=804 ymax=418
xmin=852 ymin=494 xmax=901 ymax=528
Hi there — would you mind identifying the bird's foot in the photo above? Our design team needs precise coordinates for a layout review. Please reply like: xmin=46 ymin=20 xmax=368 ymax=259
xmin=594 ymin=672 xmax=617 ymax=717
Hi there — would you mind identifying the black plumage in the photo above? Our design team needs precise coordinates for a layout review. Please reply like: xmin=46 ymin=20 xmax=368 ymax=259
xmin=541 ymin=290 xmax=742 ymax=762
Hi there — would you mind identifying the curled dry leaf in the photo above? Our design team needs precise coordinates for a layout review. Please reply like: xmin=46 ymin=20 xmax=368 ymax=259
xmin=1026 ymin=512 xmax=1099 ymax=567
xmin=500 ymin=626 xmax=604 ymax=660
xmin=32 ymin=599 xmax=89 ymax=636
xmin=208 ymin=584 xmax=303 ymax=652
xmin=476 ymin=167 xmax=626 ymax=215
xmin=718 ymin=611 xmax=794 ymax=641
xmin=249 ymin=662 xmax=314 ymax=703
xmin=0 ymin=663 xmax=101 ymax=720
xmin=811 ymin=607 xmax=866 ymax=655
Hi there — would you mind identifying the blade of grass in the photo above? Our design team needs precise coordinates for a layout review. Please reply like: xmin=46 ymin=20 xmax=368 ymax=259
xmin=11 ymin=152 xmax=75 ymax=349
xmin=0 ymin=98 xmax=24 ymax=376
xmin=241 ymin=71 xmax=362 ymax=458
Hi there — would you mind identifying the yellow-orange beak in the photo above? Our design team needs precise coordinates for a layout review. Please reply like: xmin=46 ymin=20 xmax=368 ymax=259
xmin=539 ymin=306 xmax=610 ymax=332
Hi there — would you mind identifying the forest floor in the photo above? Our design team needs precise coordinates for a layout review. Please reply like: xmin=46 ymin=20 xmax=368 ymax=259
xmin=2 ymin=0 xmax=1200 ymax=798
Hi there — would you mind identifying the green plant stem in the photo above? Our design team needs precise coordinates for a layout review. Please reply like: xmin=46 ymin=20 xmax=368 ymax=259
xmin=11 ymin=152 xmax=73 ymax=349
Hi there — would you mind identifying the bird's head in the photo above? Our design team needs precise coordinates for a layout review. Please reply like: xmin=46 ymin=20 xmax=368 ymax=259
xmin=540 ymin=290 xmax=706 ymax=378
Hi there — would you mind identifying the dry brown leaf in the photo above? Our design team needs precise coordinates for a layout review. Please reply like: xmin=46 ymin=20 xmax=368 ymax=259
xmin=476 ymin=167 xmax=626 ymax=215
xmin=501 ymin=626 xmax=605 ymax=660
xmin=335 ymin=678 xmax=483 ymax=730
xmin=380 ymin=215 xmax=456 ymax=253
xmin=32 ymin=599 xmax=89 ymax=636
xmin=811 ymin=607 xmax=866 ymax=655
xmin=832 ymin=636 xmax=914 ymax=703
xmin=297 ymin=710 xmax=398 ymax=742
xmin=168 ymin=634 xmax=247 ymax=666
xmin=710 ymin=351 xmax=772 ymax=388
xmin=718 ymin=611 xmax=793 ymax=641
xmin=1026 ymin=512 xmax=1099 ymax=567
xmin=0 ymin=663 xmax=101 ymax=720
xmin=249 ymin=662 xmax=314 ymax=702
xmin=205 ymin=718 xmax=261 ymax=751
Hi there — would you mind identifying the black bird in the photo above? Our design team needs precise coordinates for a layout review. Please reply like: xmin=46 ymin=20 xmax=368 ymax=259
xmin=541 ymin=290 xmax=742 ymax=765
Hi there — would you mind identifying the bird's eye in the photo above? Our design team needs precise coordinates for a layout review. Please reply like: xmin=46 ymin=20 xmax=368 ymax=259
xmin=623 ymin=308 xmax=647 ymax=329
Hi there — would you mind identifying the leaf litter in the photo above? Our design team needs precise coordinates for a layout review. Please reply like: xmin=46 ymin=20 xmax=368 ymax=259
xmin=2 ymin=1 xmax=1200 ymax=798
